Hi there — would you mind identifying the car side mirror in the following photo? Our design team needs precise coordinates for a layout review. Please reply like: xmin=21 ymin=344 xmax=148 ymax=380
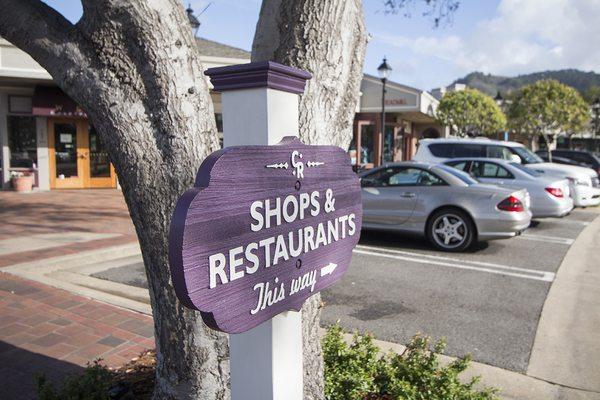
xmin=510 ymin=154 xmax=522 ymax=164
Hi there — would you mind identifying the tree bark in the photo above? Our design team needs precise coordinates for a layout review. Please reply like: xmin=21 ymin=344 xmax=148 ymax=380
xmin=252 ymin=1 xmax=367 ymax=398
xmin=0 ymin=1 xmax=228 ymax=399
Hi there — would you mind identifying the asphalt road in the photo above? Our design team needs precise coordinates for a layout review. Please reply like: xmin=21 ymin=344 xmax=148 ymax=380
xmin=321 ymin=208 xmax=599 ymax=372
xmin=95 ymin=208 xmax=599 ymax=373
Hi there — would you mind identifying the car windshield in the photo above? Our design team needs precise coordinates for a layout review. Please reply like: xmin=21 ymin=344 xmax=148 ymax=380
xmin=512 ymin=146 xmax=544 ymax=164
xmin=436 ymin=165 xmax=478 ymax=185
xmin=510 ymin=162 xmax=542 ymax=177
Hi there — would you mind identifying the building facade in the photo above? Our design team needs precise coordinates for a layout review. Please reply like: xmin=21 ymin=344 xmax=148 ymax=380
xmin=0 ymin=37 xmax=250 ymax=190
xmin=1 ymin=35 xmax=448 ymax=189
xmin=350 ymin=75 xmax=446 ymax=168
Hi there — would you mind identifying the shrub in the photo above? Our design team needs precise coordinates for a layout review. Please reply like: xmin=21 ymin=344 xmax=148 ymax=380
xmin=36 ymin=350 xmax=155 ymax=400
xmin=323 ymin=324 xmax=499 ymax=400
xmin=36 ymin=360 xmax=114 ymax=400
xmin=36 ymin=329 xmax=498 ymax=400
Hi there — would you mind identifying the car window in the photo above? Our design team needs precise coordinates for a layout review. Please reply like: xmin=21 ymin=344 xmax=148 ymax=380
xmin=436 ymin=165 xmax=478 ymax=185
xmin=487 ymin=145 xmax=513 ymax=160
xmin=511 ymin=146 xmax=543 ymax=164
xmin=571 ymin=153 xmax=593 ymax=166
xmin=362 ymin=167 xmax=447 ymax=187
xmin=388 ymin=168 xmax=421 ymax=186
xmin=445 ymin=160 xmax=469 ymax=171
xmin=417 ymin=170 xmax=446 ymax=186
xmin=428 ymin=143 xmax=453 ymax=157
xmin=510 ymin=162 xmax=541 ymax=177
xmin=428 ymin=143 xmax=485 ymax=158
xmin=453 ymin=144 xmax=486 ymax=158
xmin=360 ymin=168 xmax=393 ymax=187
xmin=471 ymin=161 xmax=514 ymax=179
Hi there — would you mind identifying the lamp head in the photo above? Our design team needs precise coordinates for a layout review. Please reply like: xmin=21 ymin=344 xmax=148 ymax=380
xmin=377 ymin=57 xmax=392 ymax=80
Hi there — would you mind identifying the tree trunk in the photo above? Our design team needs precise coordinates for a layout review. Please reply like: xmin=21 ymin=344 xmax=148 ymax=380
xmin=252 ymin=1 xmax=367 ymax=398
xmin=0 ymin=1 xmax=229 ymax=398
xmin=543 ymin=133 xmax=553 ymax=162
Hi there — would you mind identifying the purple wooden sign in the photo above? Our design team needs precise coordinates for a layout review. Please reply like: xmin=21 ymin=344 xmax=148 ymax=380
xmin=169 ymin=137 xmax=362 ymax=333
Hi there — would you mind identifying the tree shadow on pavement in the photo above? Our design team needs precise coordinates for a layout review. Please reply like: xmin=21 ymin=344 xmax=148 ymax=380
xmin=0 ymin=341 xmax=84 ymax=400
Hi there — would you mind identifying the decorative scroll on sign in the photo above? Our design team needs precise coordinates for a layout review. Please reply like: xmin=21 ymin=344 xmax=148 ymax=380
xmin=169 ymin=137 xmax=362 ymax=333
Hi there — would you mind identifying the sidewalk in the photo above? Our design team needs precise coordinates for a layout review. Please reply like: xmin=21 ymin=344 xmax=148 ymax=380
xmin=527 ymin=208 xmax=600 ymax=392
xmin=0 ymin=189 xmax=149 ymax=399
xmin=0 ymin=272 xmax=154 ymax=399
xmin=0 ymin=190 xmax=137 ymax=268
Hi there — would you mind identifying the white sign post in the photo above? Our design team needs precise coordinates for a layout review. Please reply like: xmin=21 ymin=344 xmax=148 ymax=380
xmin=205 ymin=62 xmax=312 ymax=400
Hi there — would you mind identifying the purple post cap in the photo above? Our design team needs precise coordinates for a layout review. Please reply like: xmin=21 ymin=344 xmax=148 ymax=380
xmin=205 ymin=61 xmax=312 ymax=95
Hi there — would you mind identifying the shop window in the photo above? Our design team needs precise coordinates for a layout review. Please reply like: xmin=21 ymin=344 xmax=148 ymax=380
xmin=360 ymin=125 xmax=375 ymax=164
xmin=8 ymin=116 xmax=37 ymax=168
xmin=383 ymin=125 xmax=395 ymax=163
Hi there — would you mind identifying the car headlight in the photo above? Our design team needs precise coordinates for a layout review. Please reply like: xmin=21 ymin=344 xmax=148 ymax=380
xmin=567 ymin=177 xmax=591 ymax=187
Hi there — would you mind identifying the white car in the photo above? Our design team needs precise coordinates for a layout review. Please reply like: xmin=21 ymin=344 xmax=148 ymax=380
xmin=413 ymin=138 xmax=600 ymax=207
xmin=444 ymin=158 xmax=574 ymax=218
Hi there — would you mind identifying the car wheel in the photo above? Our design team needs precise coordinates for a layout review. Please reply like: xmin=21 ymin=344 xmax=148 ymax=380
xmin=427 ymin=208 xmax=475 ymax=252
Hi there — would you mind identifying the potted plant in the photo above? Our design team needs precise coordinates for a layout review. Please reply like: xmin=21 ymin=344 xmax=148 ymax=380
xmin=10 ymin=171 xmax=34 ymax=192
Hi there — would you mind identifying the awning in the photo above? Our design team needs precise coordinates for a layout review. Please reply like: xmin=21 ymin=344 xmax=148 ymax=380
xmin=32 ymin=86 xmax=87 ymax=117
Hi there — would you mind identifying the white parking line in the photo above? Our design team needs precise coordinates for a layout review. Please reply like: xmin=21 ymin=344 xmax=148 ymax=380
xmin=353 ymin=245 xmax=555 ymax=282
xmin=552 ymin=219 xmax=590 ymax=226
xmin=519 ymin=233 xmax=575 ymax=245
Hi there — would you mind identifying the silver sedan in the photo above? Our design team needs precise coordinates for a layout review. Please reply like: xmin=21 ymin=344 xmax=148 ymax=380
xmin=360 ymin=162 xmax=532 ymax=251
xmin=444 ymin=158 xmax=574 ymax=218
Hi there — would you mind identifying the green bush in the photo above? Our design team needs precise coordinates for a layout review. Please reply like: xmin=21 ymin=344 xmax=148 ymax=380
xmin=36 ymin=360 xmax=114 ymax=400
xmin=323 ymin=324 xmax=499 ymax=400
xmin=36 ymin=326 xmax=499 ymax=400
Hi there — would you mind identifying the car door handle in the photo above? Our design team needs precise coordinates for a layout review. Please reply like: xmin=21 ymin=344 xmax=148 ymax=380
xmin=400 ymin=192 xmax=416 ymax=198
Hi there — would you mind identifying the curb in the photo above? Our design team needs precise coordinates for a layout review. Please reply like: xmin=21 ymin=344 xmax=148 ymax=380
xmin=526 ymin=210 xmax=600 ymax=392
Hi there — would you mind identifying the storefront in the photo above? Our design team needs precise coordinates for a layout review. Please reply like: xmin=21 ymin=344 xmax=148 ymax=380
xmin=350 ymin=74 xmax=445 ymax=168
xmin=0 ymin=37 xmax=250 ymax=190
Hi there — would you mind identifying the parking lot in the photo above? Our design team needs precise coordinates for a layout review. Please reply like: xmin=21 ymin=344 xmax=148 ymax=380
xmin=14 ymin=189 xmax=596 ymax=380
xmin=321 ymin=208 xmax=599 ymax=373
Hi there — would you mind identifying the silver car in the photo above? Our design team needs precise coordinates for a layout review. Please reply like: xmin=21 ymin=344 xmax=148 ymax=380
xmin=444 ymin=158 xmax=574 ymax=218
xmin=360 ymin=162 xmax=532 ymax=251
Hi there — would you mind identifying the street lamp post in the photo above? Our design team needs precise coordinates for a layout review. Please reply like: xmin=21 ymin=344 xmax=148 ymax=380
xmin=377 ymin=57 xmax=392 ymax=166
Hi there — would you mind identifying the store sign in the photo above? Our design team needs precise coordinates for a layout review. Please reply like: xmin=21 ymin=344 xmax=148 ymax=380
xmin=169 ymin=137 xmax=362 ymax=333
xmin=385 ymin=98 xmax=407 ymax=106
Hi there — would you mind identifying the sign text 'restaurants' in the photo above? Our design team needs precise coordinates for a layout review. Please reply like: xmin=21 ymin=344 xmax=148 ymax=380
xmin=169 ymin=137 xmax=362 ymax=333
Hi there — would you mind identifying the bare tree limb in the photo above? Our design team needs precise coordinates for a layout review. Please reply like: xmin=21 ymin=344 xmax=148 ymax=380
xmin=382 ymin=0 xmax=460 ymax=27
xmin=0 ymin=0 xmax=102 ymax=90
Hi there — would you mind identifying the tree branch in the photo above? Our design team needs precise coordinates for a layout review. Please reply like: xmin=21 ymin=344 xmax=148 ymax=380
xmin=0 ymin=0 xmax=100 ymax=89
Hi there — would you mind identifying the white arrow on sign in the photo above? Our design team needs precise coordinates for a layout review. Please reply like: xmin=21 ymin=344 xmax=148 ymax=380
xmin=320 ymin=263 xmax=337 ymax=277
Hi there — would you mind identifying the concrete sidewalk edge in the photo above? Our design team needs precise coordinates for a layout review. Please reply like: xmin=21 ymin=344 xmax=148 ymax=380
xmin=526 ymin=211 xmax=600 ymax=392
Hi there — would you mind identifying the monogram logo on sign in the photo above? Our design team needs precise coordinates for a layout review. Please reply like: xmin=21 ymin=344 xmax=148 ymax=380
xmin=265 ymin=150 xmax=324 ymax=180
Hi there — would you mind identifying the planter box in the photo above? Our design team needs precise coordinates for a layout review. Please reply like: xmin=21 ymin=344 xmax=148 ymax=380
xmin=11 ymin=175 xmax=34 ymax=192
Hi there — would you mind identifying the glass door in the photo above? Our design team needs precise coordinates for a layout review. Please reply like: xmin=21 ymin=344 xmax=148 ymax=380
xmin=48 ymin=119 xmax=117 ymax=189
xmin=87 ymin=125 xmax=116 ymax=188
xmin=382 ymin=125 xmax=396 ymax=163
xmin=359 ymin=124 xmax=376 ymax=167
xmin=49 ymin=119 xmax=86 ymax=189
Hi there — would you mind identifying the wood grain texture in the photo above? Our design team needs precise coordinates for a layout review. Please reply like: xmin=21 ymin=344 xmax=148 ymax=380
xmin=170 ymin=137 xmax=362 ymax=333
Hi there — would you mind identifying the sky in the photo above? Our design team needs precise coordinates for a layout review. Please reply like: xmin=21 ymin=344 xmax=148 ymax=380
xmin=44 ymin=0 xmax=600 ymax=91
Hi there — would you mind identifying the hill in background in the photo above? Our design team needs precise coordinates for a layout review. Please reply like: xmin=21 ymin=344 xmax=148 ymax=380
xmin=451 ymin=69 xmax=600 ymax=99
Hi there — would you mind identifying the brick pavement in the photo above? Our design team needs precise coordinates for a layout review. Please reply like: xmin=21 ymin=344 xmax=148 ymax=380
xmin=0 ymin=273 xmax=155 ymax=399
xmin=0 ymin=190 xmax=151 ymax=399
